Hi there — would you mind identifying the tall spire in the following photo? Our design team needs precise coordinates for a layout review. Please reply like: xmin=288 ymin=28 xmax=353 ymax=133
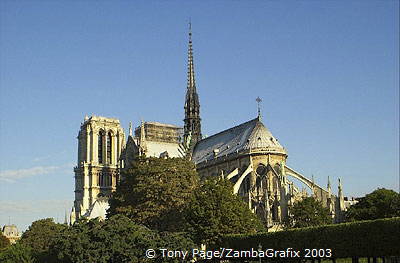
xmin=184 ymin=22 xmax=202 ymax=149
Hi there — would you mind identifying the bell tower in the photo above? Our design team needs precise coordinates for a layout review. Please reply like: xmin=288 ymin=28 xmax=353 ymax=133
xmin=184 ymin=22 xmax=202 ymax=148
xmin=72 ymin=115 xmax=125 ymax=221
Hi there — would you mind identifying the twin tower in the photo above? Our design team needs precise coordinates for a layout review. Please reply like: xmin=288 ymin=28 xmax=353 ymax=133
xmin=72 ymin=26 xmax=202 ymax=221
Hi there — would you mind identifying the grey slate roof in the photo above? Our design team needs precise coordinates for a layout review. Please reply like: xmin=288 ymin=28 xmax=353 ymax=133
xmin=192 ymin=117 xmax=286 ymax=164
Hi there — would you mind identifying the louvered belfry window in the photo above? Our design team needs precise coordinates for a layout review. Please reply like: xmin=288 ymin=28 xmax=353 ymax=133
xmin=98 ymin=131 xmax=104 ymax=164
xmin=107 ymin=132 xmax=112 ymax=164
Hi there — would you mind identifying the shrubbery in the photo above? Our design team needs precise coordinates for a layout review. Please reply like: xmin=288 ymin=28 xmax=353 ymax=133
xmin=220 ymin=217 xmax=400 ymax=258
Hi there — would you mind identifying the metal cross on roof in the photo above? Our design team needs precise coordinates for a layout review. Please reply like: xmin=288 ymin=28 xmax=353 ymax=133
xmin=256 ymin=96 xmax=262 ymax=118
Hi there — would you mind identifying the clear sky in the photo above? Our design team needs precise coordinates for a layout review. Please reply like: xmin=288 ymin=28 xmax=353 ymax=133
xmin=0 ymin=0 xmax=398 ymax=231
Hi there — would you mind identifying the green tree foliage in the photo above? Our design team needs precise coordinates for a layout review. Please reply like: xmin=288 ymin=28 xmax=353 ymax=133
xmin=19 ymin=218 xmax=66 ymax=262
xmin=108 ymin=156 xmax=199 ymax=231
xmin=0 ymin=243 xmax=35 ymax=263
xmin=0 ymin=232 xmax=10 ymax=250
xmin=50 ymin=214 xmax=195 ymax=263
xmin=346 ymin=188 xmax=400 ymax=221
xmin=285 ymin=196 xmax=331 ymax=228
xmin=184 ymin=177 xmax=265 ymax=246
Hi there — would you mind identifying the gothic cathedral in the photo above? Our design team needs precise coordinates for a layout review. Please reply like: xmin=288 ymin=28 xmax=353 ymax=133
xmin=72 ymin=26 xmax=346 ymax=228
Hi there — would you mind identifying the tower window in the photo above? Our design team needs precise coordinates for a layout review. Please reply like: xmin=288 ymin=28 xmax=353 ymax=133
xmin=98 ymin=131 xmax=104 ymax=164
xmin=107 ymin=132 xmax=112 ymax=164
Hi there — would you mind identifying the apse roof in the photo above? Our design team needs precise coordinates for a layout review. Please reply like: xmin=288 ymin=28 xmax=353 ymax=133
xmin=192 ymin=117 xmax=286 ymax=164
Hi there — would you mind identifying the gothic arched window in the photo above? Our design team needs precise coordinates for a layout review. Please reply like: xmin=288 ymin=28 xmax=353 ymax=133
xmin=272 ymin=204 xmax=277 ymax=220
xmin=107 ymin=132 xmax=112 ymax=164
xmin=98 ymin=131 xmax=104 ymax=164
xmin=256 ymin=176 xmax=262 ymax=196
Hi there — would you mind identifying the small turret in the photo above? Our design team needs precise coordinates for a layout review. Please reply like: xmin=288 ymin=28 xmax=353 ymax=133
xmin=129 ymin=121 xmax=133 ymax=137
xmin=335 ymin=178 xmax=346 ymax=223
xmin=327 ymin=176 xmax=331 ymax=196
xmin=338 ymin=178 xmax=345 ymax=209
xmin=64 ymin=209 xmax=68 ymax=225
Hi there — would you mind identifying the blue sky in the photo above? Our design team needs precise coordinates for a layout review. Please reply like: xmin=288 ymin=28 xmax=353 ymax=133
xmin=0 ymin=0 xmax=398 ymax=231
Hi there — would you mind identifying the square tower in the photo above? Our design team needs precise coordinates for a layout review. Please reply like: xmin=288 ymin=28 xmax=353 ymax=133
xmin=73 ymin=116 xmax=125 ymax=220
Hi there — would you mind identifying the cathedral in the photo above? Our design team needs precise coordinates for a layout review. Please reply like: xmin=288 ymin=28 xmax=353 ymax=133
xmin=71 ymin=26 xmax=346 ymax=228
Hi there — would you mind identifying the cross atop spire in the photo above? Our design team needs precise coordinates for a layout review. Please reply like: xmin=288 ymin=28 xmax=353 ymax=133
xmin=189 ymin=18 xmax=192 ymax=36
xmin=256 ymin=96 xmax=262 ymax=119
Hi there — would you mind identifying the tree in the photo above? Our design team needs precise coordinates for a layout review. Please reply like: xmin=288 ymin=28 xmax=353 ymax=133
xmin=0 ymin=243 xmax=34 ymax=263
xmin=184 ymin=177 xmax=265 ymax=246
xmin=19 ymin=218 xmax=67 ymax=262
xmin=108 ymin=156 xmax=199 ymax=231
xmin=50 ymin=214 xmax=195 ymax=263
xmin=346 ymin=188 xmax=400 ymax=221
xmin=0 ymin=232 xmax=10 ymax=250
xmin=285 ymin=196 xmax=331 ymax=229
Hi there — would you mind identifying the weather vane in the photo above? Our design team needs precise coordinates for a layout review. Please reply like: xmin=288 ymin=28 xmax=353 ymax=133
xmin=256 ymin=96 xmax=262 ymax=118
